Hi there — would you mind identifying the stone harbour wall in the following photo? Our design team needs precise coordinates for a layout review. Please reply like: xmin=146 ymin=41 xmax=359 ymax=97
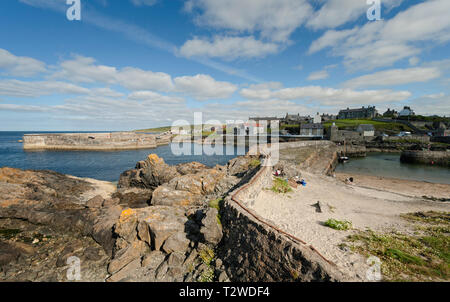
xmin=219 ymin=150 xmax=346 ymax=282
xmin=23 ymin=132 xmax=171 ymax=151
xmin=400 ymin=150 xmax=450 ymax=167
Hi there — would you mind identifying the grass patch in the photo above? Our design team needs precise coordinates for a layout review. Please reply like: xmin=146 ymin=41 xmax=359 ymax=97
xmin=0 ymin=229 xmax=22 ymax=240
xmin=208 ymin=198 xmax=224 ymax=225
xmin=199 ymin=247 xmax=215 ymax=266
xmin=324 ymin=119 xmax=412 ymax=133
xmin=271 ymin=177 xmax=292 ymax=194
xmin=135 ymin=126 xmax=172 ymax=133
xmin=347 ymin=211 xmax=450 ymax=281
xmin=198 ymin=247 xmax=216 ymax=282
xmin=249 ymin=159 xmax=261 ymax=169
xmin=324 ymin=219 xmax=352 ymax=230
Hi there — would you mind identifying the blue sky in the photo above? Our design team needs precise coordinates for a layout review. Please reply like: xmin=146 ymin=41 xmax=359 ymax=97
xmin=0 ymin=0 xmax=449 ymax=131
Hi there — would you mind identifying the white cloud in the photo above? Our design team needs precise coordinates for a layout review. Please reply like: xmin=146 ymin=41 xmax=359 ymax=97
xmin=307 ymin=70 xmax=329 ymax=81
xmin=116 ymin=67 xmax=174 ymax=92
xmin=309 ymin=0 xmax=450 ymax=71
xmin=343 ymin=67 xmax=441 ymax=89
xmin=409 ymin=57 xmax=420 ymax=66
xmin=0 ymin=80 xmax=90 ymax=97
xmin=409 ymin=93 xmax=450 ymax=116
xmin=0 ymin=48 xmax=46 ymax=77
xmin=52 ymin=55 xmax=117 ymax=84
xmin=174 ymin=74 xmax=238 ymax=100
xmin=307 ymin=0 xmax=404 ymax=30
xmin=179 ymin=36 xmax=280 ymax=60
xmin=52 ymin=55 xmax=174 ymax=92
xmin=185 ymin=0 xmax=312 ymax=42
xmin=240 ymin=84 xmax=411 ymax=106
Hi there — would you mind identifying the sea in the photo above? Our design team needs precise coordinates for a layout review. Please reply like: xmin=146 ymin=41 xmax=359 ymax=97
xmin=0 ymin=131 xmax=247 ymax=182
xmin=336 ymin=152 xmax=450 ymax=184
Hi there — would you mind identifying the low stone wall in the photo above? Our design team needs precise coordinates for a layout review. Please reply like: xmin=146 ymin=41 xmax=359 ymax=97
xmin=23 ymin=132 xmax=171 ymax=151
xmin=400 ymin=150 xmax=450 ymax=167
xmin=432 ymin=136 xmax=450 ymax=144
xmin=382 ymin=136 xmax=430 ymax=144
xmin=220 ymin=148 xmax=346 ymax=281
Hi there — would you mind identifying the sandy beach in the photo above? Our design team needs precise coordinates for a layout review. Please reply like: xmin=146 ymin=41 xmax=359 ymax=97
xmin=248 ymin=172 xmax=450 ymax=281
xmin=335 ymin=172 xmax=450 ymax=200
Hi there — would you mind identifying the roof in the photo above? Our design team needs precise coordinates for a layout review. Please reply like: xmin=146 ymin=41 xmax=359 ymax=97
xmin=339 ymin=106 xmax=376 ymax=113
xmin=357 ymin=124 xmax=375 ymax=131
xmin=301 ymin=123 xmax=323 ymax=129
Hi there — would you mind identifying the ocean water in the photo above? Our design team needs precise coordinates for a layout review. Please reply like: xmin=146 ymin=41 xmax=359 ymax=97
xmin=336 ymin=152 xmax=450 ymax=184
xmin=0 ymin=131 xmax=247 ymax=182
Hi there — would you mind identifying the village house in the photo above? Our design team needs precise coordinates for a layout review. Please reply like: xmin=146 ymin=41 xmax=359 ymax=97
xmin=338 ymin=106 xmax=378 ymax=119
xmin=356 ymin=124 xmax=375 ymax=137
xmin=300 ymin=123 xmax=324 ymax=137
xmin=283 ymin=113 xmax=312 ymax=125
xmin=383 ymin=108 xmax=398 ymax=118
xmin=398 ymin=106 xmax=415 ymax=117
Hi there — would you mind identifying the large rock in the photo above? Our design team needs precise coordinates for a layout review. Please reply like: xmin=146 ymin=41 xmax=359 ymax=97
xmin=176 ymin=162 xmax=208 ymax=175
xmin=0 ymin=167 xmax=117 ymax=281
xmin=151 ymin=169 xmax=226 ymax=207
xmin=113 ymin=188 xmax=153 ymax=208
xmin=118 ymin=154 xmax=180 ymax=189
xmin=136 ymin=206 xmax=188 ymax=250
xmin=199 ymin=208 xmax=223 ymax=246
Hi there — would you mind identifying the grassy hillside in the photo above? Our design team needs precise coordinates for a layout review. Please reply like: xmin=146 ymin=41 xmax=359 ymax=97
xmin=135 ymin=126 xmax=172 ymax=133
xmin=323 ymin=119 xmax=412 ymax=133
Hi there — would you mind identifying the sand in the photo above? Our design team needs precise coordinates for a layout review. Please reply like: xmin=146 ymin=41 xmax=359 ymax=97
xmin=248 ymin=172 xmax=450 ymax=281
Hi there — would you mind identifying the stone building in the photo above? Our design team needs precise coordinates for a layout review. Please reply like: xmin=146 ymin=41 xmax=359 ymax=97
xmin=383 ymin=108 xmax=398 ymax=118
xmin=284 ymin=113 xmax=311 ymax=125
xmin=356 ymin=124 xmax=375 ymax=137
xmin=300 ymin=123 xmax=324 ymax=137
xmin=338 ymin=106 xmax=378 ymax=119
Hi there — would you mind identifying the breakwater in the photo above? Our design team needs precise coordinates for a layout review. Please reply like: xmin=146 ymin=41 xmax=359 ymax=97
xmin=23 ymin=132 xmax=171 ymax=151
xmin=400 ymin=150 xmax=450 ymax=167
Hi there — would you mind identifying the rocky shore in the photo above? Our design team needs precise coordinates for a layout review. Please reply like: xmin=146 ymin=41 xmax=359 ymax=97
xmin=0 ymin=154 xmax=261 ymax=282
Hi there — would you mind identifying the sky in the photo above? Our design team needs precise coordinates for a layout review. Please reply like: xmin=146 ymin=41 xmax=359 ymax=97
xmin=0 ymin=0 xmax=449 ymax=131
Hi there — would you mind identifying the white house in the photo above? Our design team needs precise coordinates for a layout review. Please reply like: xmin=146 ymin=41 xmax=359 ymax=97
xmin=313 ymin=112 xmax=322 ymax=124
xmin=356 ymin=124 xmax=375 ymax=137
xmin=399 ymin=106 xmax=415 ymax=117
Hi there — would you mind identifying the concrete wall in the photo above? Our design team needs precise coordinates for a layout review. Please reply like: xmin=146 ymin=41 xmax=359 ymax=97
xmin=220 ymin=146 xmax=346 ymax=281
xmin=23 ymin=132 xmax=171 ymax=151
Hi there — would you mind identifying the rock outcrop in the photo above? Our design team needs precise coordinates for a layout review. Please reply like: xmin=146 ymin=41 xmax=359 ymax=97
xmin=0 ymin=153 xmax=265 ymax=282
xmin=0 ymin=167 xmax=119 ymax=281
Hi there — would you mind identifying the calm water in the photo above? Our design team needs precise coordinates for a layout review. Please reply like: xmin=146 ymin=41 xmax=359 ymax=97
xmin=0 ymin=132 xmax=247 ymax=182
xmin=336 ymin=152 xmax=450 ymax=184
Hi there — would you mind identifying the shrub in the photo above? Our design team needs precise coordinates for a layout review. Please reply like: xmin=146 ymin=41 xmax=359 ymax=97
xmin=271 ymin=177 xmax=292 ymax=194
xmin=324 ymin=219 xmax=352 ymax=230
